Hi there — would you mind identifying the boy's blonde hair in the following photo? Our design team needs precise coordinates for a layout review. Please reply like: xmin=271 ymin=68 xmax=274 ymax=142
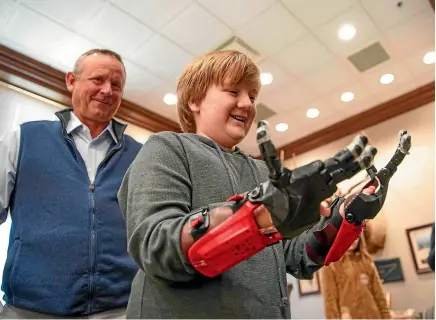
xmin=176 ymin=50 xmax=261 ymax=133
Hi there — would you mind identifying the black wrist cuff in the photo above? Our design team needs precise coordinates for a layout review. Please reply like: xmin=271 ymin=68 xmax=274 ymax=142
xmin=305 ymin=197 xmax=345 ymax=264
xmin=188 ymin=207 xmax=211 ymax=242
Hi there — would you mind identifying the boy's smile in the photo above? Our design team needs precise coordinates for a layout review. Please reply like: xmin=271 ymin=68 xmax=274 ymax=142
xmin=230 ymin=115 xmax=247 ymax=123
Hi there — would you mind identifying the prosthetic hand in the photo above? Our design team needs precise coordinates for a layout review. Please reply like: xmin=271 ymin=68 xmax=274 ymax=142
xmin=188 ymin=121 xmax=380 ymax=277
xmin=313 ymin=130 xmax=412 ymax=265
xmin=254 ymin=121 xmax=377 ymax=238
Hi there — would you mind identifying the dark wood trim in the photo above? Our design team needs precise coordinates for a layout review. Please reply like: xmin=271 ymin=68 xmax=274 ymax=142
xmin=0 ymin=45 xmax=69 ymax=96
xmin=117 ymin=99 xmax=181 ymax=132
xmin=0 ymin=45 xmax=181 ymax=133
xmin=429 ymin=0 xmax=435 ymax=11
xmin=280 ymin=82 xmax=435 ymax=159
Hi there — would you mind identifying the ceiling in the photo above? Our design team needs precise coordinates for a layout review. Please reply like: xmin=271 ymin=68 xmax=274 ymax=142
xmin=0 ymin=0 xmax=434 ymax=155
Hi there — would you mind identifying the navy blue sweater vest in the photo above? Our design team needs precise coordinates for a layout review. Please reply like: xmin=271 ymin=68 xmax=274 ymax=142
xmin=2 ymin=116 xmax=141 ymax=315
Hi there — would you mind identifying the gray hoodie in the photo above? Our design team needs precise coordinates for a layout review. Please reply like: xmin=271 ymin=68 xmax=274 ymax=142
xmin=118 ymin=132 xmax=322 ymax=319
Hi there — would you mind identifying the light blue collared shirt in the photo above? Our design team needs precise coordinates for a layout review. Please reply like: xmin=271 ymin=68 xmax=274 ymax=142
xmin=66 ymin=112 xmax=117 ymax=182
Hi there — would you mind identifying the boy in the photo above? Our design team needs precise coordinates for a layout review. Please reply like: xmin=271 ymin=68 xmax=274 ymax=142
xmin=118 ymin=50 xmax=390 ymax=318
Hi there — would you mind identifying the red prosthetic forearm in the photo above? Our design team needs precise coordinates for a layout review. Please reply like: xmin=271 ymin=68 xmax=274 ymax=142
xmin=188 ymin=194 xmax=283 ymax=277
xmin=324 ymin=220 xmax=364 ymax=265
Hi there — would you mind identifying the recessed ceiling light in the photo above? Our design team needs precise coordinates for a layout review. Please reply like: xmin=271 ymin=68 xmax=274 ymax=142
xmin=338 ymin=24 xmax=356 ymax=41
xmin=260 ymin=72 xmax=273 ymax=85
xmin=275 ymin=123 xmax=288 ymax=132
xmin=380 ymin=73 xmax=395 ymax=85
xmin=306 ymin=108 xmax=320 ymax=119
xmin=423 ymin=51 xmax=436 ymax=65
xmin=341 ymin=92 xmax=355 ymax=102
xmin=163 ymin=93 xmax=177 ymax=105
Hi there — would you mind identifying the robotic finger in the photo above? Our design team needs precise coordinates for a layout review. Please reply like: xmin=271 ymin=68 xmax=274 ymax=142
xmin=327 ymin=145 xmax=378 ymax=185
xmin=256 ymin=121 xmax=284 ymax=181
xmin=323 ymin=135 xmax=369 ymax=174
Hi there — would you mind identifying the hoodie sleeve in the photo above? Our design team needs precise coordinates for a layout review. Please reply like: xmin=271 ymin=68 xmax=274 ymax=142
xmin=369 ymin=262 xmax=391 ymax=319
xmin=321 ymin=266 xmax=341 ymax=319
xmin=282 ymin=232 xmax=323 ymax=280
xmin=117 ymin=132 xmax=199 ymax=282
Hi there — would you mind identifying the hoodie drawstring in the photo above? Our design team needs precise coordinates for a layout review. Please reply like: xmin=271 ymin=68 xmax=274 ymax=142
xmin=212 ymin=141 xmax=261 ymax=196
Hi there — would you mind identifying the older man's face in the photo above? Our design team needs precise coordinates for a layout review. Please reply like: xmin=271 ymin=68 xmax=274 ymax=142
xmin=67 ymin=53 xmax=126 ymax=124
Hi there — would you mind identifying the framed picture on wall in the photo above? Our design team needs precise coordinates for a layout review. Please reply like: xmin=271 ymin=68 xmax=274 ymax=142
xmin=298 ymin=272 xmax=321 ymax=297
xmin=374 ymin=258 xmax=405 ymax=283
xmin=406 ymin=223 xmax=434 ymax=274
xmin=287 ymin=282 xmax=293 ymax=296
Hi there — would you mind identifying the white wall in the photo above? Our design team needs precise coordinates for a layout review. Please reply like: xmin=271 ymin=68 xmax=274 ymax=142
xmin=122 ymin=121 xmax=152 ymax=144
xmin=285 ymin=103 xmax=435 ymax=318
xmin=0 ymin=82 xmax=152 ymax=304
xmin=287 ymin=273 xmax=326 ymax=319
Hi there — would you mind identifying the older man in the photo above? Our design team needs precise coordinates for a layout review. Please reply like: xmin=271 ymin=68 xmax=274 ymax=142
xmin=0 ymin=49 xmax=141 ymax=318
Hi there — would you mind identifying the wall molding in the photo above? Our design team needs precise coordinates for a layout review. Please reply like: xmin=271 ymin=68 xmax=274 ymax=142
xmin=280 ymin=81 xmax=435 ymax=159
xmin=0 ymin=45 xmax=181 ymax=133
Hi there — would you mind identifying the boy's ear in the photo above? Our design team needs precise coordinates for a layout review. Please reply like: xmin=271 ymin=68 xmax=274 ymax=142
xmin=188 ymin=100 xmax=200 ymax=113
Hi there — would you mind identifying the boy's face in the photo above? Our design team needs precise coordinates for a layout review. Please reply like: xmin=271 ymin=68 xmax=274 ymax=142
xmin=190 ymin=79 xmax=258 ymax=149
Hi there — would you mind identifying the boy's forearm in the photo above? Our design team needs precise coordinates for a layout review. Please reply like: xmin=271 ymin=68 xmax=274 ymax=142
xmin=180 ymin=205 xmax=235 ymax=258
xmin=127 ymin=212 xmax=201 ymax=282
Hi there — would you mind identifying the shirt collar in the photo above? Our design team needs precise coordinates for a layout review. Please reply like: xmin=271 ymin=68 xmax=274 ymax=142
xmin=66 ymin=111 xmax=118 ymax=144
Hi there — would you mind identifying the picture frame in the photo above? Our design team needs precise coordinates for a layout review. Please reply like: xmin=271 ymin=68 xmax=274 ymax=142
xmin=406 ymin=223 xmax=434 ymax=274
xmin=374 ymin=258 xmax=405 ymax=283
xmin=287 ymin=282 xmax=293 ymax=296
xmin=298 ymin=272 xmax=321 ymax=297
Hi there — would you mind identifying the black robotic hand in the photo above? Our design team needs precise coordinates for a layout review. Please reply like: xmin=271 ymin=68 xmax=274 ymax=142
xmin=335 ymin=130 xmax=411 ymax=225
xmin=246 ymin=121 xmax=377 ymax=238
xmin=317 ymin=130 xmax=412 ymax=265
